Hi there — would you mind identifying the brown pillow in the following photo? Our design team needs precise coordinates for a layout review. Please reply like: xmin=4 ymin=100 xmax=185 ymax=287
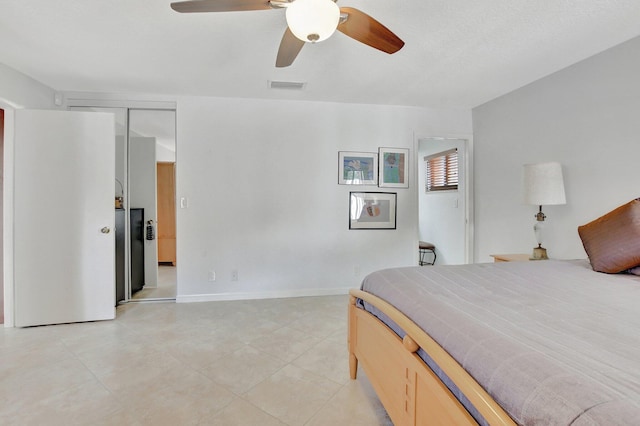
xmin=578 ymin=198 xmax=640 ymax=273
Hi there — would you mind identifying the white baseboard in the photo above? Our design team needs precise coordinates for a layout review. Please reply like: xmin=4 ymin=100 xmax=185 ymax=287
xmin=175 ymin=287 xmax=352 ymax=303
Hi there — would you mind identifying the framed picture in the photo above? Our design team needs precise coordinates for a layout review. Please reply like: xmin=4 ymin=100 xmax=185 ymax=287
xmin=379 ymin=147 xmax=409 ymax=188
xmin=338 ymin=151 xmax=378 ymax=185
xmin=349 ymin=192 xmax=397 ymax=230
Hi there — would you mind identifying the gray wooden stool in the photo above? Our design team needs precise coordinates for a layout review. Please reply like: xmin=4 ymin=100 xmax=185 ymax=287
xmin=419 ymin=241 xmax=436 ymax=265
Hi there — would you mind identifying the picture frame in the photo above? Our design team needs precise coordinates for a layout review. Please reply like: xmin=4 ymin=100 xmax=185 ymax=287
xmin=338 ymin=151 xmax=378 ymax=185
xmin=379 ymin=147 xmax=409 ymax=188
xmin=349 ymin=192 xmax=397 ymax=230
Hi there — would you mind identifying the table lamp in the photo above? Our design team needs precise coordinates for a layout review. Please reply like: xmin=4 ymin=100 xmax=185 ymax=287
xmin=523 ymin=162 xmax=566 ymax=260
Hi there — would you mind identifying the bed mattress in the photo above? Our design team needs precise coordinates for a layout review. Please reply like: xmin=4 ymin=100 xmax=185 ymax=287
xmin=360 ymin=260 xmax=640 ymax=425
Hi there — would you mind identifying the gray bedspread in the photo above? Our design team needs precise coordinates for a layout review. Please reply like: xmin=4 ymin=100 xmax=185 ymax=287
xmin=360 ymin=260 xmax=640 ymax=425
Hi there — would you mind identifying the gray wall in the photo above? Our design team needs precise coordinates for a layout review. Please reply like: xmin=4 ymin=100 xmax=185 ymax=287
xmin=473 ymin=36 xmax=640 ymax=262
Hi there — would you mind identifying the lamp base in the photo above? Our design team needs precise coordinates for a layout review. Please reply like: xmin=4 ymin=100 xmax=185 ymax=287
xmin=530 ymin=246 xmax=548 ymax=260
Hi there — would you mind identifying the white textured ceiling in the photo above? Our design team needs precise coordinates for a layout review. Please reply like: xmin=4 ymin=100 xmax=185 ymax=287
xmin=1 ymin=0 xmax=639 ymax=109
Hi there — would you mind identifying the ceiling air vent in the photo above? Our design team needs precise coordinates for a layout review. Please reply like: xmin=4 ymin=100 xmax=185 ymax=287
xmin=268 ymin=80 xmax=306 ymax=90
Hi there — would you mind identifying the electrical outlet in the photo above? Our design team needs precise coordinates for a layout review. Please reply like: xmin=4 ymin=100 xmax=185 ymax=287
xmin=231 ymin=270 xmax=238 ymax=281
xmin=208 ymin=270 xmax=216 ymax=282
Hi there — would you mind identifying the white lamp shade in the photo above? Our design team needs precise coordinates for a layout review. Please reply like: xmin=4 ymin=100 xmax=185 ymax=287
xmin=286 ymin=0 xmax=340 ymax=43
xmin=523 ymin=162 xmax=566 ymax=205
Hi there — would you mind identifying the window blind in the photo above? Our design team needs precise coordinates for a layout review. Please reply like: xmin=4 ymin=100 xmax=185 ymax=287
xmin=425 ymin=148 xmax=458 ymax=192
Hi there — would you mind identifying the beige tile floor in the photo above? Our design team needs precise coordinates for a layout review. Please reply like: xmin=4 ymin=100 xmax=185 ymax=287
xmin=132 ymin=265 xmax=177 ymax=301
xmin=0 ymin=295 xmax=393 ymax=425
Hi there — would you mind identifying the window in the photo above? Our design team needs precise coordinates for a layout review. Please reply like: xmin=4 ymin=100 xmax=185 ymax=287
xmin=425 ymin=148 xmax=458 ymax=192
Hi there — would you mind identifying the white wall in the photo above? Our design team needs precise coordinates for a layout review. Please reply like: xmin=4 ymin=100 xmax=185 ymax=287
xmin=156 ymin=143 xmax=175 ymax=162
xmin=129 ymin=137 xmax=158 ymax=288
xmin=0 ymin=62 xmax=473 ymax=305
xmin=473 ymin=36 xmax=640 ymax=262
xmin=115 ymin=135 xmax=125 ymax=197
xmin=175 ymin=96 xmax=471 ymax=301
xmin=0 ymin=62 xmax=55 ymax=109
xmin=418 ymin=138 xmax=467 ymax=265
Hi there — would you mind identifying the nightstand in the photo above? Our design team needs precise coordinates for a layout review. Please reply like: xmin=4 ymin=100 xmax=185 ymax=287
xmin=490 ymin=254 xmax=531 ymax=262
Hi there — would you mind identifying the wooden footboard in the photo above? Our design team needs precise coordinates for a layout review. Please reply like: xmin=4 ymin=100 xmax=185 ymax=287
xmin=349 ymin=290 xmax=516 ymax=426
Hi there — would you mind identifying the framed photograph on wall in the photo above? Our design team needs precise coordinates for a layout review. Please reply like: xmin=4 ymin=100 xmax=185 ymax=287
xmin=349 ymin=192 xmax=397 ymax=230
xmin=379 ymin=147 xmax=409 ymax=188
xmin=338 ymin=151 xmax=378 ymax=185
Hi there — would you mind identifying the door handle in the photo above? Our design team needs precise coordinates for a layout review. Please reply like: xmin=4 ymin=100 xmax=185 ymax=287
xmin=101 ymin=227 xmax=111 ymax=234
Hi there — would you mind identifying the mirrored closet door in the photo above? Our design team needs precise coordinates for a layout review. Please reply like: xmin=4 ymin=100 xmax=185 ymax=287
xmin=128 ymin=109 xmax=176 ymax=301
xmin=69 ymin=106 xmax=177 ymax=302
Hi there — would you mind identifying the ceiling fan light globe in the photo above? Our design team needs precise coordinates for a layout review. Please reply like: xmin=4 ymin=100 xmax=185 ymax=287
xmin=285 ymin=0 xmax=340 ymax=43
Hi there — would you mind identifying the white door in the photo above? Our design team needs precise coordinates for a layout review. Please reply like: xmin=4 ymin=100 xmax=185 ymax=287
xmin=14 ymin=109 xmax=115 ymax=327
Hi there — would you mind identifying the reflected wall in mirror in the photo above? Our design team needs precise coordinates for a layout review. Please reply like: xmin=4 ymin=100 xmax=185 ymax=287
xmin=128 ymin=109 xmax=177 ymax=300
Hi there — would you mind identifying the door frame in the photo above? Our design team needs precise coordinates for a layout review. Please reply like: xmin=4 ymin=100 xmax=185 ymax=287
xmin=1 ymin=102 xmax=15 ymax=327
xmin=414 ymin=133 xmax=474 ymax=264
xmin=0 ymin=107 xmax=4 ymax=324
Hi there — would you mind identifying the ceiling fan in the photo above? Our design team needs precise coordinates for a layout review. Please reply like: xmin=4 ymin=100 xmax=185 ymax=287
xmin=170 ymin=0 xmax=405 ymax=67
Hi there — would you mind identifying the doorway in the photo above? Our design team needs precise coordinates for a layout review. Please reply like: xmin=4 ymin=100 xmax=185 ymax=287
xmin=0 ymin=108 xmax=4 ymax=324
xmin=417 ymin=137 xmax=472 ymax=265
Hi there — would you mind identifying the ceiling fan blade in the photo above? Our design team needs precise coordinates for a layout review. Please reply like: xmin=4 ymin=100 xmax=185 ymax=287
xmin=170 ymin=0 xmax=273 ymax=13
xmin=337 ymin=7 xmax=404 ymax=54
xmin=276 ymin=28 xmax=305 ymax=67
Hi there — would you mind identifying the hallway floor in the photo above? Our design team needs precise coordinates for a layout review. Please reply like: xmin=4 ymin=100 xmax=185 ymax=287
xmin=132 ymin=265 xmax=176 ymax=301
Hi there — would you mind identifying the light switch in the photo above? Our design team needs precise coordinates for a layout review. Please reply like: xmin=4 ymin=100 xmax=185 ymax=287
xmin=180 ymin=197 xmax=188 ymax=208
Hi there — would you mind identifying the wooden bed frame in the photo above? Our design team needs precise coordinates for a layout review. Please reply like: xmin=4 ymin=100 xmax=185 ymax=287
xmin=349 ymin=289 xmax=517 ymax=426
